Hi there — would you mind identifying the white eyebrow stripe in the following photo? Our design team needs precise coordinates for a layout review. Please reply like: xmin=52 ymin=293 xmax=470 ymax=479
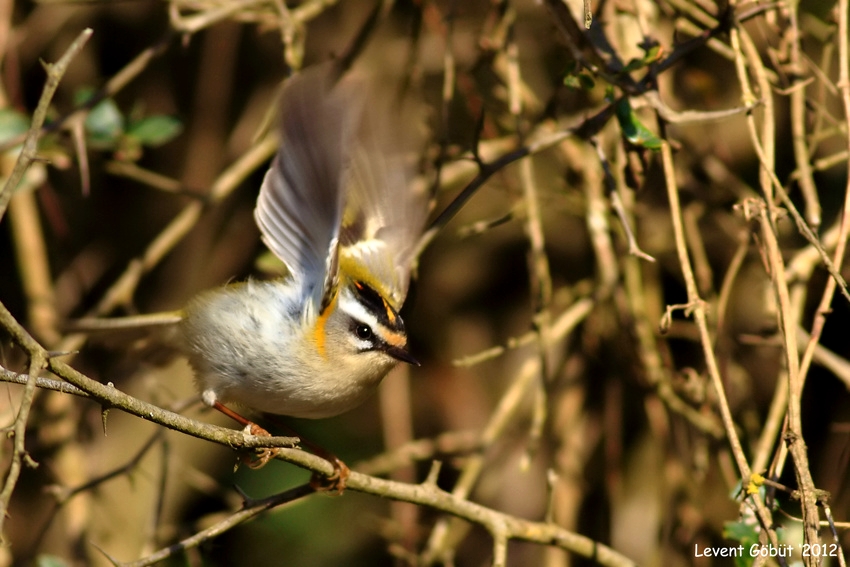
xmin=339 ymin=291 xmax=382 ymax=328
xmin=338 ymin=287 xmax=406 ymax=344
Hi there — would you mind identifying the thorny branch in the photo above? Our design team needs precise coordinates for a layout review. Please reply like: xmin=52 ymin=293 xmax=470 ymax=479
xmin=0 ymin=29 xmax=93 ymax=221
xmin=0 ymin=336 xmax=635 ymax=567
xmin=0 ymin=28 xmax=93 ymax=538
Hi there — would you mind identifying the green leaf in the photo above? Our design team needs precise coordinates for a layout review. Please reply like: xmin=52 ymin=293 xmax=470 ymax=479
xmin=723 ymin=519 xmax=758 ymax=543
xmin=563 ymin=72 xmax=595 ymax=90
xmin=0 ymin=108 xmax=30 ymax=146
xmin=35 ymin=555 xmax=72 ymax=567
xmin=85 ymin=98 xmax=124 ymax=147
xmin=621 ymin=44 xmax=663 ymax=74
xmin=127 ymin=115 xmax=182 ymax=147
xmin=73 ymin=86 xmax=95 ymax=106
xmin=614 ymin=97 xmax=662 ymax=151
xmin=723 ymin=520 xmax=758 ymax=567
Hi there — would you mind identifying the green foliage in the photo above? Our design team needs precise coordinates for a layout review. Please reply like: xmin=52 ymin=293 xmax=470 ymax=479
xmin=563 ymin=70 xmax=595 ymax=91
xmin=610 ymin=89 xmax=662 ymax=151
xmin=620 ymin=43 xmax=662 ymax=74
xmin=722 ymin=518 xmax=759 ymax=567
xmin=0 ymin=108 xmax=30 ymax=146
xmin=35 ymin=555 xmax=72 ymax=567
xmin=127 ymin=115 xmax=183 ymax=147
xmin=75 ymin=87 xmax=182 ymax=160
xmin=84 ymin=96 xmax=124 ymax=147
xmin=563 ymin=43 xmax=663 ymax=149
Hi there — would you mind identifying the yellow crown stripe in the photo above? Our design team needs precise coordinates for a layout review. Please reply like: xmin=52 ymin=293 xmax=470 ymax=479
xmin=338 ymin=254 xmax=398 ymax=310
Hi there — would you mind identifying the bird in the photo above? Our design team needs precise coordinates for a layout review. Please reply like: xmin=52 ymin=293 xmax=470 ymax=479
xmin=179 ymin=62 xmax=429 ymax=448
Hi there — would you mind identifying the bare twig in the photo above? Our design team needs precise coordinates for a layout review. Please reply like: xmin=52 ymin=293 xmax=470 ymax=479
xmin=422 ymin=296 xmax=595 ymax=562
xmin=0 ymin=351 xmax=46 ymax=536
xmin=660 ymin=141 xmax=779 ymax=545
xmin=0 ymin=28 xmax=93 ymax=539
xmin=751 ymin=200 xmax=821 ymax=560
xmin=0 ymin=28 xmax=92 ymax=221
xmin=116 ymin=483 xmax=317 ymax=567
xmin=0 ymin=313 xmax=635 ymax=567
xmin=0 ymin=31 xmax=173 ymax=156
xmin=786 ymin=4 xmax=821 ymax=227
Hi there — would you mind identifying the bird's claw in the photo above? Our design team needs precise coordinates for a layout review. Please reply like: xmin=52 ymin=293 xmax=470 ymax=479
xmin=240 ymin=423 xmax=281 ymax=469
xmin=310 ymin=456 xmax=350 ymax=494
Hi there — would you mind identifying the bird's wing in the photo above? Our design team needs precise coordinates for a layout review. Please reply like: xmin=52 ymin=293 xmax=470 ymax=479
xmin=339 ymin=74 xmax=430 ymax=309
xmin=254 ymin=64 xmax=361 ymax=316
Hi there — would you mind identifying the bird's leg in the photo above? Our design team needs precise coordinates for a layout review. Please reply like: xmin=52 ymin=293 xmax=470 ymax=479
xmin=211 ymin=401 xmax=281 ymax=469
xmin=209 ymin=402 xmax=348 ymax=489
xmin=264 ymin=416 xmax=350 ymax=493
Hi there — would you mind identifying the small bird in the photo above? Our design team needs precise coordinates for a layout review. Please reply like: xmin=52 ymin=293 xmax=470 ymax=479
xmin=179 ymin=63 xmax=429 ymax=428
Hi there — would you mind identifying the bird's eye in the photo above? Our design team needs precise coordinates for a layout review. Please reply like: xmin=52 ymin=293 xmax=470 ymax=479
xmin=355 ymin=324 xmax=373 ymax=341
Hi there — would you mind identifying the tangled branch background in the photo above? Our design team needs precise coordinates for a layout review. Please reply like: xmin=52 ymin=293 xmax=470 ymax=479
xmin=1 ymin=0 xmax=849 ymax=566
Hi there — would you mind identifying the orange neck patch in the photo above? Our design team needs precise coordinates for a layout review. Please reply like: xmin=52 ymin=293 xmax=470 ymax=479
xmin=313 ymin=290 xmax=338 ymax=359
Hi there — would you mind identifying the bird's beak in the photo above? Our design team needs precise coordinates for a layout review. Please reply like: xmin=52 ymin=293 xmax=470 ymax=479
xmin=384 ymin=344 xmax=421 ymax=366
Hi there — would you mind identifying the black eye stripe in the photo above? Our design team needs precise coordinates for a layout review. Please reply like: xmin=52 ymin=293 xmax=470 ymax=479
xmin=352 ymin=281 xmax=385 ymax=313
xmin=348 ymin=315 xmax=411 ymax=357
xmin=352 ymin=281 xmax=405 ymax=333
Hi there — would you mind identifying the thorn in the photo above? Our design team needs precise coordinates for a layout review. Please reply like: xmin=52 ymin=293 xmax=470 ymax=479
xmin=101 ymin=405 xmax=111 ymax=436
xmin=233 ymin=484 xmax=258 ymax=507
xmin=424 ymin=460 xmax=442 ymax=487
xmin=23 ymin=452 xmax=39 ymax=469
xmin=233 ymin=484 xmax=250 ymax=501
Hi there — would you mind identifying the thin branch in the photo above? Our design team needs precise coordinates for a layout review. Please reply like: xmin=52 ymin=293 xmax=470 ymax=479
xmin=0 ymin=351 xmax=45 ymax=535
xmin=116 ymin=483 xmax=317 ymax=567
xmin=75 ymin=132 xmax=277 ymax=334
xmin=354 ymin=430 xmax=481 ymax=477
xmin=752 ymin=200 xmax=821 ymax=558
xmin=592 ymin=140 xmax=654 ymax=264
xmin=453 ymin=290 xmax=594 ymax=367
xmin=659 ymin=140 xmax=779 ymax=545
xmin=0 ymin=28 xmax=92 ymax=221
xmin=417 ymin=126 xmax=574 ymax=256
xmin=786 ymin=3 xmax=821 ymax=227
xmin=0 ymin=29 xmax=93 ymax=537
xmin=8 ymin=185 xmax=59 ymax=344
xmin=732 ymin=25 xmax=850 ymax=304
xmin=0 ymin=31 xmax=174 ymax=156
xmin=123 ymin=466 xmax=638 ymax=567
xmin=0 ymin=367 xmax=89 ymax=396
xmin=505 ymin=19 xmax=552 ymax=471
xmin=0 ymin=310 xmax=636 ymax=567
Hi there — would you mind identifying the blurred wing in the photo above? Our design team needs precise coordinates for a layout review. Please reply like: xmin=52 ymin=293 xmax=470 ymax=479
xmin=339 ymin=77 xmax=430 ymax=309
xmin=254 ymin=65 xmax=361 ymax=313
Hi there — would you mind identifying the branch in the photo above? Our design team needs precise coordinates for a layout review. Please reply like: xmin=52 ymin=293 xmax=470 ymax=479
xmin=0 ymin=355 xmax=637 ymax=567
xmin=0 ymin=294 xmax=633 ymax=566
xmin=0 ymin=28 xmax=92 ymax=222
xmin=124 ymin=469 xmax=636 ymax=567
xmin=0 ymin=28 xmax=93 ymax=537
